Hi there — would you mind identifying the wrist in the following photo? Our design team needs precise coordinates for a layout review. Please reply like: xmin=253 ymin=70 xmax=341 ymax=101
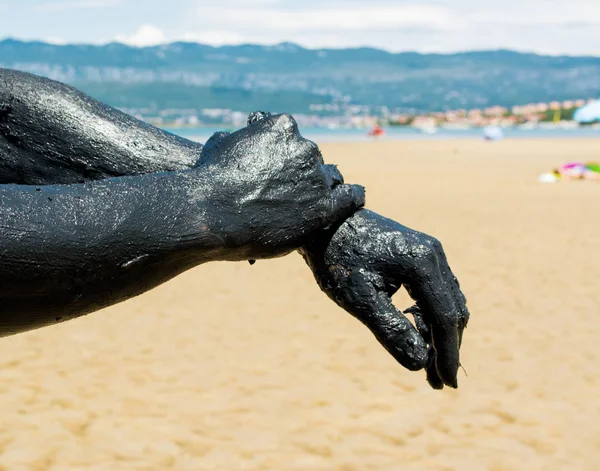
xmin=184 ymin=165 xmax=250 ymax=261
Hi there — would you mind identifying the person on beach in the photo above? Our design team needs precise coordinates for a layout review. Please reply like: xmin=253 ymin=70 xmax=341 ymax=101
xmin=541 ymin=162 xmax=600 ymax=182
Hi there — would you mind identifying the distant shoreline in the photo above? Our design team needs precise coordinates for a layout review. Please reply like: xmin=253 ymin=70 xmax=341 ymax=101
xmin=163 ymin=125 xmax=600 ymax=144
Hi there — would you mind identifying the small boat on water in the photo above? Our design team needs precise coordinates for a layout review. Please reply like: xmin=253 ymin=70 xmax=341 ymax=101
xmin=368 ymin=124 xmax=386 ymax=137
xmin=415 ymin=125 xmax=438 ymax=135
xmin=483 ymin=125 xmax=504 ymax=141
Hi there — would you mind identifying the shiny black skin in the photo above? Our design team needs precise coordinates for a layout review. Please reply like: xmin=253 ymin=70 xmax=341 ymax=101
xmin=0 ymin=69 xmax=468 ymax=389
xmin=0 ymin=67 xmax=202 ymax=183
xmin=0 ymin=69 xmax=363 ymax=336
xmin=301 ymin=210 xmax=469 ymax=389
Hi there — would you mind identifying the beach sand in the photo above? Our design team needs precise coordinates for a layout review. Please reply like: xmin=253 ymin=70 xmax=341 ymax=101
xmin=0 ymin=138 xmax=598 ymax=471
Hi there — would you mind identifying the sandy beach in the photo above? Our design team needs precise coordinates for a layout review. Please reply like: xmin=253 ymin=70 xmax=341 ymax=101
xmin=0 ymin=137 xmax=598 ymax=471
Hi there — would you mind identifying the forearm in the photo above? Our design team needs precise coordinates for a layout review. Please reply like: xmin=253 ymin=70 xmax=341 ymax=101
xmin=0 ymin=166 xmax=249 ymax=335
xmin=0 ymin=169 xmax=227 ymax=290
xmin=0 ymin=68 xmax=203 ymax=185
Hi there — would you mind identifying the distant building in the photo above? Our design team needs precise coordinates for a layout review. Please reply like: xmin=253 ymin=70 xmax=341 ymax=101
xmin=484 ymin=106 xmax=508 ymax=117
xmin=549 ymin=101 xmax=562 ymax=110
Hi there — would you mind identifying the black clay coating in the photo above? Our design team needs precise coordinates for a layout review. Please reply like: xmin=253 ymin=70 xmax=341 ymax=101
xmin=0 ymin=68 xmax=467 ymax=389
xmin=300 ymin=210 xmax=469 ymax=389
xmin=0 ymin=68 xmax=364 ymax=335
xmin=0 ymin=68 xmax=203 ymax=184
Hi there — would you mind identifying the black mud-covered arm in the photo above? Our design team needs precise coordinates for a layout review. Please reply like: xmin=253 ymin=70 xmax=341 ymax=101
xmin=0 ymin=109 xmax=366 ymax=337
xmin=0 ymin=68 xmax=203 ymax=185
xmin=0 ymin=69 xmax=365 ymax=259
xmin=0 ymin=70 xmax=370 ymax=340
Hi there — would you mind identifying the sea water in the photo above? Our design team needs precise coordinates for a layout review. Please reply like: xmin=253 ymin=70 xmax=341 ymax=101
xmin=163 ymin=125 xmax=600 ymax=145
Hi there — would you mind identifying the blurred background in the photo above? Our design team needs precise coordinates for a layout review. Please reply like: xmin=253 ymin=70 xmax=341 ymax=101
xmin=2 ymin=0 xmax=600 ymax=138
xmin=0 ymin=1 xmax=599 ymax=470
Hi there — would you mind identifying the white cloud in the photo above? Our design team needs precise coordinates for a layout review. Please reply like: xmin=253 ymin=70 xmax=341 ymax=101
xmin=45 ymin=36 xmax=68 ymax=45
xmin=180 ymin=31 xmax=246 ymax=46
xmin=115 ymin=24 xmax=166 ymax=46
xmin=176 ymin=0 xmax=600 ymax=55
xmin=462 ymin=1 xmax=600 ymax=27
xmin=114 ymin=27 xmax=261 ymax=48
xmin=35 ymin=0 xmax=122 ymax=11
xmin=194 ymin=4 xmax=459 ymax=32
xmin=14 ymin=0 xmax=600 ymax=56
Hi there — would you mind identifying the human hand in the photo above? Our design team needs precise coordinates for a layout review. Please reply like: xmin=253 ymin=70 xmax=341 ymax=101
xmin=300 ymin=209 xmax=469 ymax=389
xmin=197 ymin=112 xmax=365 ymax=260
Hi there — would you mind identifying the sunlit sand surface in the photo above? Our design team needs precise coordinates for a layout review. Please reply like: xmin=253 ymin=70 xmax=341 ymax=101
xmin=0 ymin=138 xmax=598 ymax=470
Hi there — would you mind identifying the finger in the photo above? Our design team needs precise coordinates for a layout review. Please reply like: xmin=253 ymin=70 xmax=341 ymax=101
xmin=425 ymin=347 xmax=444 ymax=390
xmin=328 ymin=184 xmax=365 ymax=227
xmin=247 ymin=111 xmax=271 ymax=126
xmin=414 ymin=284 xmax=460 ymax=388
xmin=342 ymin=281 xmax=428 ymax=371
xmin=434 ymin=250 xmax=470 ymax=348
xmin=405 ymin=305 xmax=431 ymax=344
xmin=368 ymin=291 xmax=429 ymax=371
xmin=322 ymin=164 xmax=345 ymax=187
xmin=449 ymin=278 xmax=469 ymax=349
xmin=405 ymin=256 xmax=460 ymax=388
xmin=197 ymin=131 xmax=231 ymax=165
xmin=412 ymin=272 xmax=469 ymax=348
xmin=406 ymin=305 xmax=444 ymax=390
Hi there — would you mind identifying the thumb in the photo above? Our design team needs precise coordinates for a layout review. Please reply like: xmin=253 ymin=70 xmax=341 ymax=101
xmin=327 ymin=184 xmax=365 ymax=228
xmin=340 ymin=279 xmax=428 ymax=372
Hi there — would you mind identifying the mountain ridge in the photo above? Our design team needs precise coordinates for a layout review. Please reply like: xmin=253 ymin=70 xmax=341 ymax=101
xmin=1 ymin=38 xmax=598 ymax=114
xmin=4 ymin=37 xmax=599 ymax=59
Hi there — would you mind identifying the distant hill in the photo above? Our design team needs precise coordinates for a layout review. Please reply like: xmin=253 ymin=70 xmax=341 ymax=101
xmin=1 ymin=38 xmax=599 ymax=114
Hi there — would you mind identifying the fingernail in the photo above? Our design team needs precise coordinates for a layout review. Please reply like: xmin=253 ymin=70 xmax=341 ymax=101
xmin=352 ymin=185 xmax=366 ymax=207
xmin=427 ymin=376 xmax=444 ymax=390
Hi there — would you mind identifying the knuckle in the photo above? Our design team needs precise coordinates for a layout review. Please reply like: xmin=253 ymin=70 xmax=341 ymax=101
xmin=415 ymin=236 xmax=439 ymax=263
xmin=323 ymin=164 xmax=344 ymax=182
xmin=427 ymin=236 xmax=444 ymax=255
xmin=414 ymin=236 xmax=443 ymax=269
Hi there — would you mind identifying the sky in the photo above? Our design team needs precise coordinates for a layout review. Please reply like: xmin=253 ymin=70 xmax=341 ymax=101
xmin=1 ymin=0 xmax=599 ymax=56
